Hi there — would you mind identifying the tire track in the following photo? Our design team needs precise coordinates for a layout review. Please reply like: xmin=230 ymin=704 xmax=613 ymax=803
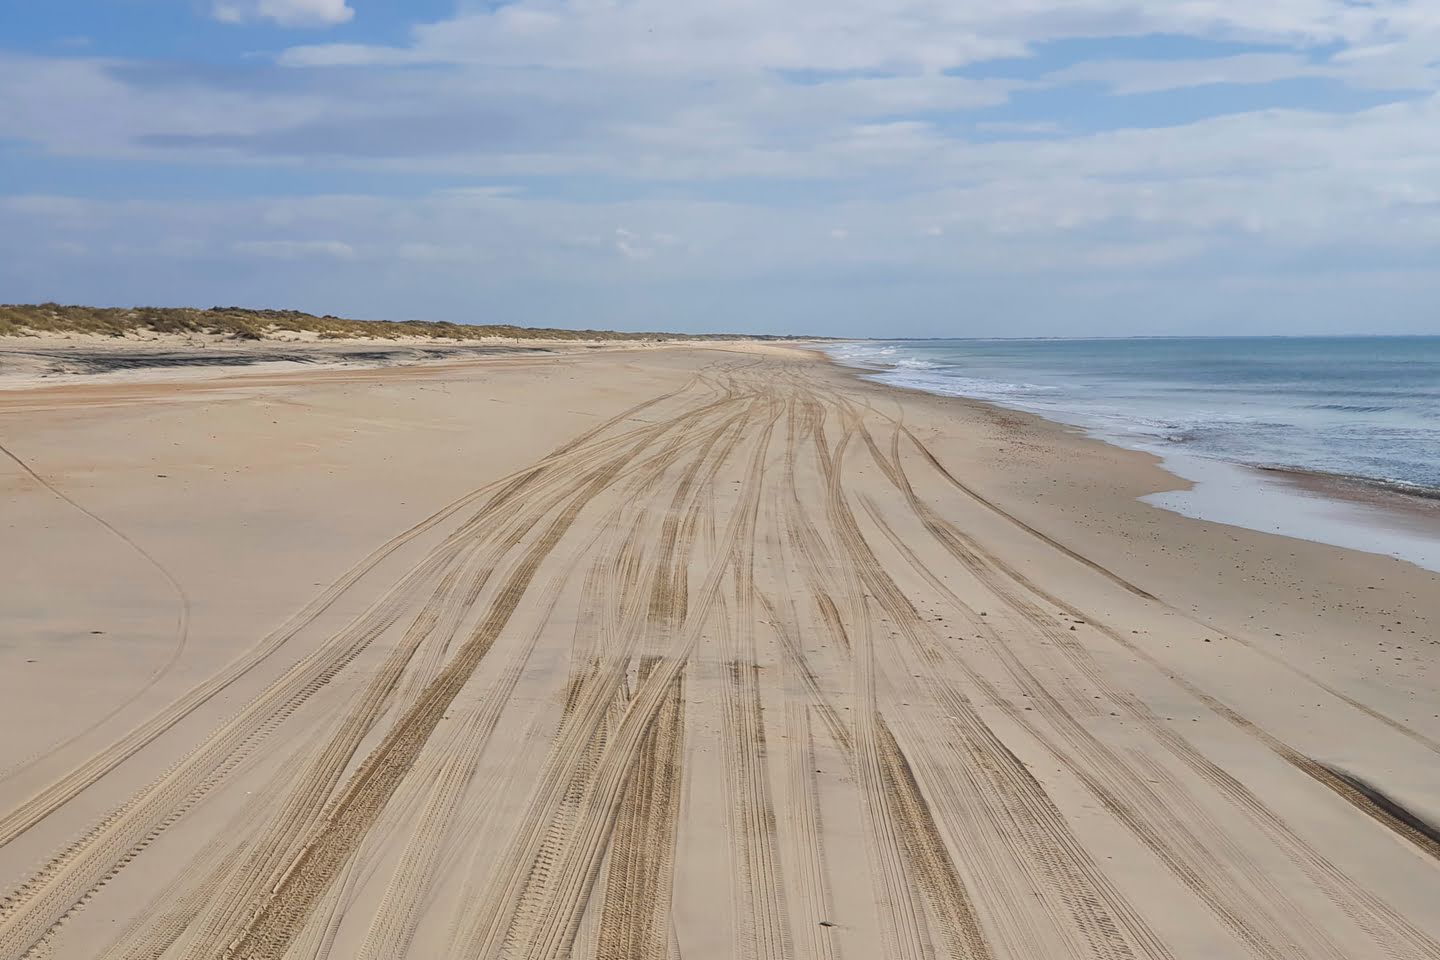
xmin=715 ymin=409 xmax=794 ymax=960
xmin=0 ymin=439 xmax=192 ymax=787
xmin=353 ymin=427 xmax=707 ymax=960
xmin=444 ymin=413 xmax=734 ymax=957
xmin=0 ymin=412 xmax=591 ymax=846
xmin=186 ymin=393 xmax=739 ymax=957
xmin=821 ymin=425 xmax=942 ymax=960
xmin=0 ymin=382 xmax=739 ymax=959
xmin=213 ymin=405 xmax=702 ymax=960
xmin=823 ymin=408 xmax=1178 ymax=960
xmin=12 ymin=354 xmax=1434 ymax=960
xmin=719 ymin=657 xmax=794 ymax=960
xmin=458 ymin=402 xmax=779 ymax=960
xmin=870 ymin=423 xmax=1440 ymax=959
xmin=781 ymin=703 xmax=840 ymax=960
xmin=594 ymin=657 xmax=687 ymax=960
xmin=874 ymin=720 xmax=992 ymax=960
xmin=899 ymin=423 xmax=1440 ymax=759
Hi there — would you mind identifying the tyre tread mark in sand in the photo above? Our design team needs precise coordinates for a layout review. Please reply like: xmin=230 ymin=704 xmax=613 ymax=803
xmin=100 ymin=405 xmax=714 ymax=960
xmin=0 ymin=441 xmax=494 ymax=826
xmin=879 ymin=425 xmax=1440 ymax=958
xmin=873 ymin=429 xmax=1321 ymax=958
xmin=594 ymin=657 xmax=687 ymax=960
xmin=489 ymin=408 xmax=783 ymax=960
xmin=718 ymin=404 xmax=795 ymax=960
xmin=10 ymin=357 xmax=1439 ymax=960
xmin=856 ymin=494 xmax=1186 ymax=960
xmin=351 ymin=410 xmax=722 ymax=960
xmin=720 ymin=657 xmax=795 ymax=960
xmin=828 ymin=411 xmax=1169 ymax=960
xmin=450 ymin=403 xmax=749 ymax=960
xmin=353 ymin=569 xmax=577 ymax=960
xmin=781 ymin=703 xmax=840 ymax=960
xmin=869 ymin=424 xmax=1439 ymax=960
xmin=875 ymin=720 xmax=992 ymax=960
xmin=196 ymin=392 xmax=738 ymax=957
xmin=821 ymin=426 xmax=950 ymax=960
xmin=0 ymin=377 xmax=717 ymax=847
xmin=0 ymin=386 xmax=738 ymax=959
xmin=215 ymin=410 xmax=693 ymax=960
xmin=0 ymin=440 xmax=193 ymax=785
xmin=900 ymin=423 xmax=1440 ymax=758
xmin=463 ymin=406 xmax=778 ymax=960
xmin=188 ymin=535 xmax=496 ymax=951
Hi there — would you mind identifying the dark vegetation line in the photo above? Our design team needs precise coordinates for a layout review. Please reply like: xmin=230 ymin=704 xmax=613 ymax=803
xmin=0 ymin=303 xmax=820 ymax=342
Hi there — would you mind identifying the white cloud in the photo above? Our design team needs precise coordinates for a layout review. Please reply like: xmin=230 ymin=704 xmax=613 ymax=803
xmin=396 ymin=242 xmax=483 ymax=262
xmin=233 ymin=239 xmax=357 ymax=259
xmin=0 ymin=55 xmax=332 ymax=157
xmin=614 ymin=228 xmax=681 ymax=261
xmin=3 ymin=2 xmax=1439 ymax=334
xmin=1044 ymin=54 xmax=1324 ymax=95
xmin=215 ymin=0 xmax=354 ymax=28
xmin=975 ymin=120 xmax=1063 ymax=135
xmin=278 ymin=0 xmax=1430 ymax=72
xmin=3 ymin=181 xmax=1437 ymax=335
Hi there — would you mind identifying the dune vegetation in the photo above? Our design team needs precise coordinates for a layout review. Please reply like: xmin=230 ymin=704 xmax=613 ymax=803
xmin=0 ymin=303 xmax=761 ymax=342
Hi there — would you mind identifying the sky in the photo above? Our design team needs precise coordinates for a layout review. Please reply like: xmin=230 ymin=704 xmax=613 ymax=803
xmin=1 ymin=1 xmax=1438 ymax=337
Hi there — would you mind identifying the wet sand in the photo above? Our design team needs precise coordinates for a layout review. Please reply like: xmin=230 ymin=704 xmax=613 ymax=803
xmin=0 ymin=343 xmax=1437 ymax=959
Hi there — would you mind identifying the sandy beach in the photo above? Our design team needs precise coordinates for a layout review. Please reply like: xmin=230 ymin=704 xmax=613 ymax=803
xmin=1 ymin=342 xmax=1437 ymax=960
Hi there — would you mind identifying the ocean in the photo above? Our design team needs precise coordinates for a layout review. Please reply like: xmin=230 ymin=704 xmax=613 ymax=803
xmin=827 ymin=336 xmax=1440 ymax=569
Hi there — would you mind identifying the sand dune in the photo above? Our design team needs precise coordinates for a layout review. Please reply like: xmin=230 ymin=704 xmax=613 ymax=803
xmin=0 ymin=345 xmax=1436 ymax=959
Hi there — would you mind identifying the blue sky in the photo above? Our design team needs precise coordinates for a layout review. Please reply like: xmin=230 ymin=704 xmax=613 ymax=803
xmin=1 ymin=1 xmax=1438 ymax=336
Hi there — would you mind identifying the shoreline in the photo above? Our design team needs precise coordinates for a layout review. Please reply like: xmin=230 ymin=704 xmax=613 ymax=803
xmin=822 ymin=344 xmax=1440 ymax=573
xmin=2 ymin=342 xmax=1437 ymax=957
xmin=10 ymin=332 xmax=1437 ymax=572
xmin=1259 ymin=463 xmax=1440 ymax=508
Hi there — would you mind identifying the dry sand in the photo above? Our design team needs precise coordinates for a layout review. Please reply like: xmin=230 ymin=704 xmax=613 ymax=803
xmin=0 ymin=333 xmax=670 ymax=389
xmin=0 ymin=342 xmax=1436 ymax=960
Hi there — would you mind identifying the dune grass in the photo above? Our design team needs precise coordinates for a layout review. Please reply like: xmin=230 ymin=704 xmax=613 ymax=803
xmin=0 ymin=303 xmax=763 ymax=342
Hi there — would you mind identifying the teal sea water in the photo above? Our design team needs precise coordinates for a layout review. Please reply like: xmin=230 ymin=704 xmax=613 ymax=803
xmin=829 ymin=337 xmax=1440 ymax=493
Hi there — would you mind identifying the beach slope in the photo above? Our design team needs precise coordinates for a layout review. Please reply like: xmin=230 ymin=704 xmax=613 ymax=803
xmin=0 ymin=344 xmax=1436 ymax=959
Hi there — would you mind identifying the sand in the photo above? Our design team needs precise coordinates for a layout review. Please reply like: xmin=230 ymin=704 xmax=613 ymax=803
xmin=0 ymin=342 xmax=1436 ymax=960
xmin=0 ymin=333 xmax=683 ymax=389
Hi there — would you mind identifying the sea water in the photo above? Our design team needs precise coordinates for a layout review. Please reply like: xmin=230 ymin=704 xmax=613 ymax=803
xmin=827 ymin=337 xmax=1440 ymax=570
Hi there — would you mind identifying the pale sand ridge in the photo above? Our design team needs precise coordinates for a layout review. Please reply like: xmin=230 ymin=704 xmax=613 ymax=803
xmin=0 ymin=344 xmax=1436 ymax=959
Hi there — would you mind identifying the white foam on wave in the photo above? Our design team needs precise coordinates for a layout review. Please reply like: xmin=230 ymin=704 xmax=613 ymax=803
xmin=824 ymin=341 xmax=1440 ymax=571
xmin=828 ymin=343 xmax=899 ymax=368
xmin=874 ymin=368 xmax=1059 ymax=403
